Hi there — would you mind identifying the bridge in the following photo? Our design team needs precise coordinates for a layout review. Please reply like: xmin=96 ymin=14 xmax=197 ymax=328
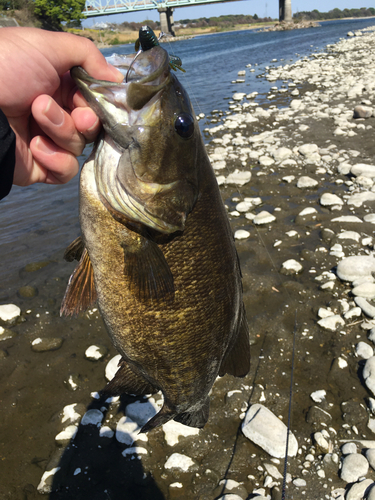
xmin=83 ymin=0 xmax=292 ymax=35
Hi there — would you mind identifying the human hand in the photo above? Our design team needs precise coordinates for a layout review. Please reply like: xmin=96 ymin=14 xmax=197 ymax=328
xmin=0 ymin=27 xmax=123 ymax=186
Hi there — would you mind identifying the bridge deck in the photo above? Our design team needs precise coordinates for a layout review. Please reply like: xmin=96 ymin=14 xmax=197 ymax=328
xmin=84 ymin=0 xmax=238 ymax=16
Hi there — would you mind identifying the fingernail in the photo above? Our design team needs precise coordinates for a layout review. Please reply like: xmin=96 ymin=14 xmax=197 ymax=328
xmin=44 ymin=97 xmax=64 ymax=126
xmin=108 ymin=63 xmax=124 ymax=82
xmin=87 ymin=116 xmax=100 ymax=133
xmin=35 ymin=136 xmax=56 ymax=155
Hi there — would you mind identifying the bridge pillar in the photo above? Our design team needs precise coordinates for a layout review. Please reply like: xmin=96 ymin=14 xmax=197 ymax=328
xmin=158 ymin=7 xmax=175 ymax=36
xmin=279 ymin=0 xmax=292 ymax=21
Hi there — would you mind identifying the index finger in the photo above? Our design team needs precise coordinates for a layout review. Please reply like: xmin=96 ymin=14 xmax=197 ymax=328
xmin=9 ymin=27 xmax=124 ymax=83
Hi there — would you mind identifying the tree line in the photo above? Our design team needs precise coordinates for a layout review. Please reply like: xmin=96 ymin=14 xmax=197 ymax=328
xmin=294 ymin=7 xmax=375 ymax=21
xmin=0 ymin=2 xmax=374 ymax=32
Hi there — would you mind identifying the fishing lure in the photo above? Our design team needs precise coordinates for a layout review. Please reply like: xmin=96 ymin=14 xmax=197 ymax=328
xmin=126 ymin=25 xmax=185 ymax=81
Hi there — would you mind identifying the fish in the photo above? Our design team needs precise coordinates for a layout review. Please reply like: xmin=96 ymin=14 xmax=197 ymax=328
xmin=61 ymin=31 xmax=250 ymax=432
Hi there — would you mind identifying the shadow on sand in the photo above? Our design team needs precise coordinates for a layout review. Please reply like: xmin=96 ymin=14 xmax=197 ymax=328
xmin=49 ymin=397 xmax=165 ymax=500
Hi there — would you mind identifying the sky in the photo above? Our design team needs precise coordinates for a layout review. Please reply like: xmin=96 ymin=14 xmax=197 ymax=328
xmin=82 ymin=1 xmax=373 ymax=28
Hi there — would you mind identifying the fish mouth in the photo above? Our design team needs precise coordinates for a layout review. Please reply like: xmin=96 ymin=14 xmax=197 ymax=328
xmin=72 ymin=47 xmax=191 ymax=234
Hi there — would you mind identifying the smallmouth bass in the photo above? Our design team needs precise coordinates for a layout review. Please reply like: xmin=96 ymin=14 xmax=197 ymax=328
xmin=61 ymin=36 xmax=250 ymax=432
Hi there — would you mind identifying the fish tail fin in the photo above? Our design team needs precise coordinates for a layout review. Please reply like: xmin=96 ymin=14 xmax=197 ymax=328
xmin=174 ymin=397 xmax=209 ymax=428
xmin=219 ymin=303 xmax=250 ymax=378
xmin=140 ymin=405 xmax=175 ymax=433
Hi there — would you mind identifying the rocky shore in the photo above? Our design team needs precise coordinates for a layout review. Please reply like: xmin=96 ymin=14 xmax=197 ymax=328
xmin=2 ymin=22 xmax=375 ymax=500
xmin=261 ymin=19 xmax=320 ymax=32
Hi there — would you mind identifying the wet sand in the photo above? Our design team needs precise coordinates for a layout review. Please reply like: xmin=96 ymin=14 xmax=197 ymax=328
xmin=1 ymin=24 xmax=375 ymax=500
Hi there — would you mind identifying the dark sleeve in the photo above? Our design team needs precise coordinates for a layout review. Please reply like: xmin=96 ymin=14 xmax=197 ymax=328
xmin=0 ymin=109 xmax=16 ymax=200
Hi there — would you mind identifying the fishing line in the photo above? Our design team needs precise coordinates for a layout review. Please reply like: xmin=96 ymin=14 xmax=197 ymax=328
xmin=164 ymin=32 xmax=297 ymax=497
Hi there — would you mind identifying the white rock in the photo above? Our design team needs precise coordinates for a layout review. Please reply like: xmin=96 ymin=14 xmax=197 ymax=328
xmin=99 ymin=426 xmax=114 ymax=438
xmin=235 ymin=229 xmax=250 ymax=239
xmin=320 ymin=193 xmax=343 ymax=206
xmin=37 ymin=468 xmax=61 ymax=494
xmin=55 ymin=425 xmax=78 ymax=443
xmin=317 ymin=315 xmax=345 ymax=331
xmin=125 ymin=399 xmax=160 ymax=427
xmin=366 ymin=448 xmax=375 ymax=469
xmin=336 ymin=256 xmax=375 ymax=282
xmin=356 ymin=342 xmax=374 ymax=359
xmin=355 ymin=297 xmax=375 ymax=318
xmin=225 ymin=170 xmax=251 ymax=186
xmin=364 ymin=214 xmax=375 ymax=224
xmin=85 ymin=345 xmax=105 ymax=360
xmin=341 ymin=442 xmax=357 ymax=455
xmin=352 ymin=283 xmax=375 ymax=299
xmin=164 ymin=453 xmax=195 ymax=471
xmin=297 ymin=176 xmax=318 ymax=188
xmin=264 ymin=463 xmax=283 ymax=480
xmin=253 ymin=211 xmax=276 ymax=225
xmin=331 ymin=216 xmax=363 ymax=223
xmin=0 ymin=304 xmax=21 ymax=322
xmin=162 ymin=420 xmax=200 ymax=446
xmin=363 ymin=357 xmax=375 ymax=396
xmin=232 ymin=92 xmax=246 ymax=101
xmin=258 ymin=155 xmax=275 ymax=166
xmin=340 ymin=453 xmax=369 ymax=483
xmin=347 ymin=192 xmax=375 ymax=207
xmin=346 ymin=478 xmax=374 ymax=500
xmin=280 ymin=259 xmax=303 ymax=274
xmin=272 ymin=147 xmax=293 ymax=162
xmin=310 ymin=390 xmax=326 ymax=403
xmin=122 ymin=446 xmax=148 ymax=458
xmin=241 ymin=403 xmax=298 ymax=458
xmin=293 ymin=478 xmax=306 ymax=487
xmin=337 ymin=231 xmax=360 ymax=242
xmin=344 ymin=307 xmax=362 ymax=320
xmin=116 ymin=416 xmax=141 ymax=445
xmin=298 ymin=143 xmax=319 ymax=156
xmin=105 ymin=354 xmax=121 ymax=381
xmin=81 ymin=409 xmax=103 ymax=427
xmin=298 ymin=207 xmax=317 ymax=216
xmin=318 ymin=308 xmax=334 ymax=319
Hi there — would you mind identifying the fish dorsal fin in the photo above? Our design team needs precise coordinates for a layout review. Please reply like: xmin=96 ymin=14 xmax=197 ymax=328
xmin=102 ymin=357 xmax=155 ymax=396
xmin=60 ymin=248 xmax=97 ymax=316
xmin=219 ymin=303 xmax=250 ymax=378
xmin=123 ymin=237 xmax=175 ymax=302
xmin=63 ymin=236 xmax=85 ymax=262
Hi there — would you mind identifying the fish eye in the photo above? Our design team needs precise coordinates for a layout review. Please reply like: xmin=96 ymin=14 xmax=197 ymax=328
xmin=174 ymin=113 xmax=194 ymax=139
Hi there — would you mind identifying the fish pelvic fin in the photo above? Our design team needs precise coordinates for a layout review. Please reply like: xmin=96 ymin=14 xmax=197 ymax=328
xmin=174 ymin=398 xmax=209 ymax=428
xmin=123 ymin=237 xmax=175 ymax=303
xmin=63 ymin=236 xmax=85 ymax=262
xmin=60 ymin=248 xmax=97 ymax=316
xmin=102 ymin=358 xmax=156 ymax=396
xmin=219 ymin=303 xmax=250 ymax=378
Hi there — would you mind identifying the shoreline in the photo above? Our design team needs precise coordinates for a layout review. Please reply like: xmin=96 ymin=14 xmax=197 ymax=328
xmin=202 ymin=22 xmax=375 ymax=499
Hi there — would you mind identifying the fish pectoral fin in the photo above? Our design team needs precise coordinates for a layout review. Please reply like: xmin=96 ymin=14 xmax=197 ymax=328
xmin=63 ymin=236 xmax=85 ymax=262
xmin=60 ymin=248 xmax=97 ymax=316
xmin=219 ymin=303 xmax=250 ymax=378
xmin=102 ymin=358 xmax=156 ymax=396
xmin=174 ymin=398 xmax=210 ymax=429
xmin=123 ymin=238 xmax=175 ymax=302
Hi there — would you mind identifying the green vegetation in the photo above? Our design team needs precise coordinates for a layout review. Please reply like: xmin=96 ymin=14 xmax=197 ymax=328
xmin=34 ymin=0 xmax=85 ymax=29
xmin=294 ymin=7 xmax=375 ymax=21
xmin=176 ymin=14 xmax=272 ymax=29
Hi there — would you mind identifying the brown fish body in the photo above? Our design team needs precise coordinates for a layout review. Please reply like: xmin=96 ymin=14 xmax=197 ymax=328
xmin=63 ymin=43 xmax=249 ymax=430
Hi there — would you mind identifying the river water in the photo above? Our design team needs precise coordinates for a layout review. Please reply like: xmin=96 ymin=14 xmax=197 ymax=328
xmin=1 ymin=17 xmax=375 ymax=298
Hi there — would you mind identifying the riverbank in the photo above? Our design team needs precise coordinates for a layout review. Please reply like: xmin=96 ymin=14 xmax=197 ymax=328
xmin=2 ymin=19 xmax=375 ymax=500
